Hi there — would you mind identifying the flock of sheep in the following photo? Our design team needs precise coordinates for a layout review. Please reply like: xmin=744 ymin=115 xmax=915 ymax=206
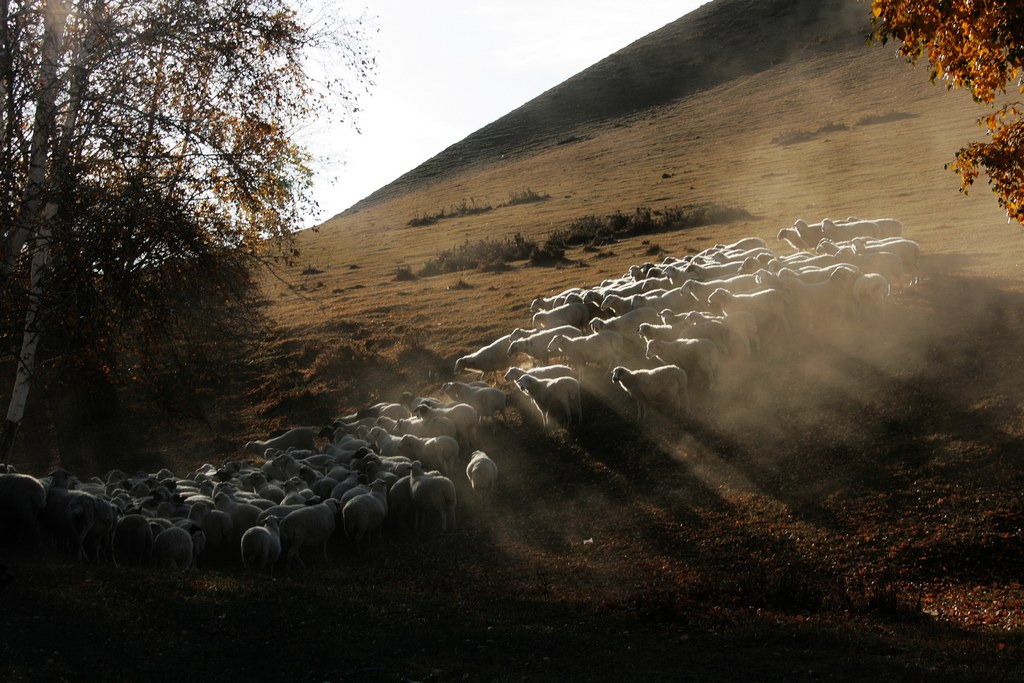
xmin=0 ymin=215 xmax=917 ymax=577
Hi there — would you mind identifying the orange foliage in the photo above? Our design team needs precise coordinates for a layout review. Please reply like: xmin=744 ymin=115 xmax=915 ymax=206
xmin=871 ymin=0 xmax=1024 ymax=221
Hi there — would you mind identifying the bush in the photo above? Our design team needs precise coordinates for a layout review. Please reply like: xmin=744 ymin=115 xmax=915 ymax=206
xmin=505 ymin=188 xmax=550 ymax=206
xmin=538 ymin=203 xmax=751 ymax=256
xmin=393 ymin=265 xmax=417 ymax=281
xmin=420 ymin=233 xmax=538 ymax=276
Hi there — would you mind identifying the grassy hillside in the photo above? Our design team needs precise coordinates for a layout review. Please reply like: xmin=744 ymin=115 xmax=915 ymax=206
xmin=4 ymin=1 xmax=1024 ymax=680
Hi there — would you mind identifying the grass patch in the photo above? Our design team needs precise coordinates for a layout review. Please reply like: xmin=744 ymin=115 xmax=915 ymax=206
xmin=541 ymin=203 xmax=752 ymax=253
xmin=420 ymin=233 xmax=538 ymax=275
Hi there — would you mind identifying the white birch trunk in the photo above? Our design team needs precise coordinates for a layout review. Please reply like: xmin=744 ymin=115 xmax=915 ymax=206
xmin=1 ymin=0 xmax=70 ymax=276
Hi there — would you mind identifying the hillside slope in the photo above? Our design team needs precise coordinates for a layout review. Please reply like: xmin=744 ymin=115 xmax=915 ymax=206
xmin=351 ymin=0 xmax=870 ymax=209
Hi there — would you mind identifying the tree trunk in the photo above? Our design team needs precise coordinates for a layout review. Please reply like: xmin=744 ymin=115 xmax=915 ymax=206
xmin=2 ymin=201 xmax=56 ymax=466
xmin=0 ymin=0 xmax=69 ymax=275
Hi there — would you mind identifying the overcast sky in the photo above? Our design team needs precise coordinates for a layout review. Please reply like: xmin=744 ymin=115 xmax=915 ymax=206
xmin=303 ymin=1 xmax=711 ymax=226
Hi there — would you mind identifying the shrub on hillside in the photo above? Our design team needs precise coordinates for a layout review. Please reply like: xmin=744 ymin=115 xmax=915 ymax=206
xmin=419 ymin=233 xmax=538 ymax=275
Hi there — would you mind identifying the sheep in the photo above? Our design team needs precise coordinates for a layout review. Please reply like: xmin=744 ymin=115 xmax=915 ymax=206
xmin=707 ymin=287 xmax=791 ymax=341
xmin=409 ymin=461 xmax=457 ymax=532
xmin=454 ymin=333 xmax=514 ymax=380
xmin=441 ymin=381 xmax=507 ymax=422
xmin=387 ymin=474 xmax=414 ymax=530
xmin=678 ymin=272 xmax=763 ymax=303
xmin=530 ymin=288 xmax=583 ymax=312
xmin=397 ymin=434 xmax=461 ymax=478
xmin=367 ymin=425 xmax=406 ymax=457
xmin=502 ymin=365 xmax=576 ymax=383
xmin=153 ymin=525 xmax=199 ymax=570
xmin=465 ymin=450 xmax=498 ymax=502
xmin=844 ymin=216 xmax=903 ymax=237
xmin=821 ymin=218 xmax=880 ymax=241
xmin=0 ymin=473 xmax=47 ymax=549
xmin=532 ymin=300 xmax=592 ymax=329
xmin=507 ymin=325 xmax=585 ymax=365
xmin=279 ymin=498 xmax=342 ymax=569
xmin=643 ymin=319 xmax=731 ymax=357
xmin=83 ymin=495 xmax=118 ymax=563
xmin=775 ymin=266 xmax=859 ymax=331
xmin=174 ymin=520 xmax=207 ymax=568
xmin=611 ymin=365 xmax=689 ymax=419
xmin=675 ymin=310 xmax=755 ymax=358
xmin=851 ymin=236 xmax=920 ymax=286
xmin=681 ymin=256 xmax=760 ymax=281
xmin=342 ymin=480 xmax=389 ymax=550
xmin=112 ymin=513 xmax=154 ymax=567
xmin=394 ymin=415 xmax=459 ymax=440
xmin=547 ymin=330 xmax=625 ymax=373
xmin=852 ymin=273 xmax=891 ymax=322
xmin=792 ymin=218 xmax=827 ymax=245
xmin=42 ymin=472 xmax=97 ymax=562
xmin=413 ymin=402 xmax=479 ymax=449
xmin=776 ymin=227 xmax=809 ymax=251
xmin=645 ymin=337 xmax=719 ymax=390
xmin=599 ymin=292 xmax=659 ymax=316
xmin=832 ymin=246 xmax=904 ymax=288
xmin=588 ymin=307 xmax=661 ymax=336
xmin=240 ymin=516 xmax=282 ymax=574
xmin=213 ymin=492 xmax=263 ymax=545
xmin=513 ymin=374 xmax=582 ymax=428
xmin=187 ymin=503 xmax=234 ymax=564
xmin=244 ymin=426 xmax=316 ymax=457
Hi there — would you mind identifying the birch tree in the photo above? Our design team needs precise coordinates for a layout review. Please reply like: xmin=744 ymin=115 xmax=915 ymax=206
xmin=0 ymin=0 xmax=374 ymax=464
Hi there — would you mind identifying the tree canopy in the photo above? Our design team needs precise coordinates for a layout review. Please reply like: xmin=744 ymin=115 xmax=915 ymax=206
xmin=870 ymin=0 xmax=1024 ymax=222
xmin=0 ymin=0 xmax=374 ymax=464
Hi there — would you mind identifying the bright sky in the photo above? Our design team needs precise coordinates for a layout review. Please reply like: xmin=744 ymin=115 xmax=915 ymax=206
xmin=304 ymin=1 xmax=711 ymax=226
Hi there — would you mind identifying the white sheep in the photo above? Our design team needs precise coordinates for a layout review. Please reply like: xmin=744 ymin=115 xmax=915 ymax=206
xmin=851 ymin=236 xmax=920 ymax=286
xmin=342 ymin=480 xmax=389 ymax=550
xmin=441 ymin=381 xmax=507 ymax=422
xmin=707 ymin=287 xmax=791 ymax=341
xmin=454 ymin=333 xmax=514 ymax=380
xmin=244 ymin=426 xmax=316 ymax=457
xmin=532 ymin=300 xmax=592 ymax=329
xmin=397 ymin=434 xmax=461 ymax=477
xmin=611 ymin=365 xmax=689 ymax=419
xmin=513 ymin=374 xmax=582 ymax=428
xmin=153 ymin=525 xmax=198 ymax=570
xmin=413 ymin=402 xmax=479 ymax=449
xmin=240 ymin=516 xmax=282 ymax=574
xmin=0 ymin=473 xmax=47 ymax=549
xmin=821 ymin=218 xmax=880 ymax=241
xmin=394 ymin=415 xmax=459 ymax=440
xmin=112 ymin=513 xmax=154 ymax=568
xmin=678 ymin=272 xmax=763 ymax=303
xmin=506 ymin=325 xmax=585 ymax=365
xmin=776 ymin=227 xmax=809 ymax=251
xmin=502 ymin=365 xmax=576 ymax=382
xmin=588 ymin=307 xmax=661 ymax=336
xmin=279 ymin=498 xmax=342 ymax=569
xmin=465 ymin=450 xmax=498 ymax=502
xmin=645 ymin=337 xmax=719 ymax=390
xmin=530 ymin=288 xmax=583 ymax=312
xmin=852 ymin=273 xmax=891 ymax=322
xmin=547 ymin=330 xmax=625 ymax=373
xmin=409 ymin=461 xmax=457 ymax=532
